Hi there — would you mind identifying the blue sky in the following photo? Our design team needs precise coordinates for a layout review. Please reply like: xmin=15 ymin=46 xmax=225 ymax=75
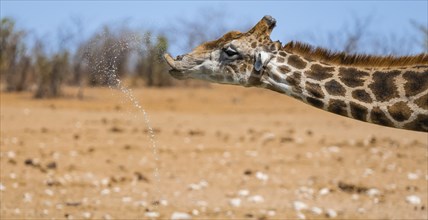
xmin=1 ymin=1 xmax=427 ymax=55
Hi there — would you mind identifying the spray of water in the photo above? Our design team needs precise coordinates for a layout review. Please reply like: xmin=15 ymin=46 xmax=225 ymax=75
xmin=82 ymin=31 xmax=162 ymax=206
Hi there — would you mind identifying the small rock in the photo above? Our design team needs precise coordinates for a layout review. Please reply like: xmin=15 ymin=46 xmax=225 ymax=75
xmin=188 ymin=183 xmax=202 ymax=191
xmin=23 ymin=193 xmax=32 ymax=202
xmin=311 ymin=207 xmax=323 ymax=215
xmin=406 ymin=195 xmax=421 ymax=205
xmin=255 ymin=171 xmax=269 ymax=181
xmin=267 ymin=210 xmax=276 ymax=216
xmin=326 ymin=209 xmax=337 ymax=218
xmin=407 ymin=172 xmax=419 ymax=180
xmin=229 ymin=198 xmax=241 ymax=207
xmin=103 ymin=214 xmax=112 ymax=220
xmin=144 ymin=212 xmax=159 ymax=218
xmin=327 ymin=146 xmax=340 ymax=153
xmin=366 ymin=188 xmax=380 ymax=197
xmin=191 ymin=209 xmax=199 ymax=216
xmin=296 ymin=212 xmax=306 ymax=219
xmin=0 ymin=183 xmax=5 ymax=191
xmin=7 ymin=151 xmax=16 ymax=158
xmin=238 ymin=189 xmax=250 ymax=197
xmin=101 ymin=188 xmax=110 ymax=195
xmin=293 ymin=201 xmax=308 ymax=211
xmin=248 ymin=195 xmax=264 ymax=203
xmin=44 ymin=189 xmax=54 ymax=196
xmin=82 ymin=212 xmax=91 ymax=219
xmin=319 ymin=188 xmax=330 ymax=196
xmin=170 ymin=212 xmax=192 ymax=220
xmin=122 ymin=196 xmax=132 ymax=203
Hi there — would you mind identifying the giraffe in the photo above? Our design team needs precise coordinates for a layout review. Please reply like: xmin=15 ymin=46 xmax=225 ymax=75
xmin=164 ymin=15 xmax=428 ymax=132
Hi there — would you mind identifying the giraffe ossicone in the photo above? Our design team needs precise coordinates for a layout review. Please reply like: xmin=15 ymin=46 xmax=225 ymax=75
xmin=164 ymin=15 xmax=428 ymax=132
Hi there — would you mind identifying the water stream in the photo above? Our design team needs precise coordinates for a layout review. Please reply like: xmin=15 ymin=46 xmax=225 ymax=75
xmin=84 ymin=33 xmax=162 ymax=208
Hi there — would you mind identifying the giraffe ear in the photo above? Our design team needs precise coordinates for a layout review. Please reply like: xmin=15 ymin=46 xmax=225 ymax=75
xmin=254 ymin=51 xmax=271 ymax=72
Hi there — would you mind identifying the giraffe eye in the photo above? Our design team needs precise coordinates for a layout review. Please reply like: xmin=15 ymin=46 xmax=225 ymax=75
xmin=223 ymin=47 xmax=239 ymax=57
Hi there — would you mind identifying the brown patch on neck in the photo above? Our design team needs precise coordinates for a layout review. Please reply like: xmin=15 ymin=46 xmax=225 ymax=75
xmin=283 ymin=41 xmax=428 ymax=67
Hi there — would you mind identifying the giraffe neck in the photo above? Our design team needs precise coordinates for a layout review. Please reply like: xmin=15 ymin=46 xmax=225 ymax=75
xmin=259 ymin=52 xmax=428 ymax=132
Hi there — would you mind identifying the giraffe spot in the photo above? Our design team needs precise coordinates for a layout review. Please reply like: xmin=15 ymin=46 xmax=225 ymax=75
xmin=305 ymin=82 xmax=325 ymax=99
xmin=269 ymin=44 xmax=276 ymax=51
xmin=368 ymin=71 xmax=401 ymax=102
xmin=414 ymin=93 xmax=428 ymax=110
xmin=305 ymin=64 xmax=335 ymax=81
xmin=276 ymin=56 xmax=285 ymax=63
xmin=370 ymin=107 xmax=394 ymax=127
xmin=239 ymin=64 xmax=247 ymax=73
xmin=251 ymin=42 xmax=257 ymax=48
xmin=271 ymin=73 xmax=284 ymax=84
xmin=403 ymin=114 xmax=428 ymax=132
xmin=209 ymin=75 xmax=225 ymax=82
xmin=325 ymin=80 xmax=346 ymax=96
xmin=285 ymin=72 xmax=301 ymax=87
xmin=402 ymin=71 xmax=428 ymax=97
xmin=288 ymin=55 xmax=307 ymax=69
xmin=279 ymin=51 xmax=287 ymax=57
xmin=339 ymin=67 xmax=369 ymax=87
xmin=278 ymin=65 xmax=291 ymax=74
xmin=350 ymin=102 xmax=368 ymax=121
xmin=306 ymin=97 xmax=324 ymax=108
xmin=327 ymin=99 xmax=348 ymax=116
xmin=352 ymin=90 xmax=373 ymax=103
xmin=387 ymin=101 xmax=413 ymax=122
xmin=266 ymin=84 xmax=286 ymax=94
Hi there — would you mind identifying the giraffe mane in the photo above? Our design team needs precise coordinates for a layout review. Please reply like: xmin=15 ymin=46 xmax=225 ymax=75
xmin=283 ymin=41 xmax=428 ymax=67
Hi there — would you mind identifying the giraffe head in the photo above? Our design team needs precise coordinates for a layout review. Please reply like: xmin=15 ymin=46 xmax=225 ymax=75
xmin=164 ymin=15 xmax=281 ymax=86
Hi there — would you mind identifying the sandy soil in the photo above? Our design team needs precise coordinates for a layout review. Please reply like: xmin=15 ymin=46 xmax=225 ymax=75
xmin=1 ymin=85 xmax=427 ymax=219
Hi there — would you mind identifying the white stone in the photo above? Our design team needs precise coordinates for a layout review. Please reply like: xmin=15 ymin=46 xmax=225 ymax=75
xmin=0 ymin=183 xmax=5 ymax=191
xmin=293 ymin=201 xmax=308 ymax=211
xmin=296 ymin=212 xmax=306 ymax=219
xmin=238 ymin=189 xmax=250 ymax=197
xmin=160 ymin=199 xmax=168 ymax=206
xmin=145 ymin=212 xmax=160 ymax=218
xmin=255 ymin=171 xmax=269 ymax=181
xmin=327 ymin=146 xmax=340 ymax=153
xmin=267 ymin=210 xmax=276 ymax=216
xmin=311 ymin=207 xmax=323 ymax=215
xmin=103 ymin=214 xmax=112 ymax=220
xmin=248 ymin=195 xmax=264 ymax=203
xmin=366 ymin=188 xmax=380 ymax=197
xmin=188 ymin=183 xmax=201 ymax=191
xmin=319 ymin=188 xmax=330 ymax=196
xmin=23 ymin=193 xmax=32 ymax=202
xmin=7 ymin=151 xmax=16 ymax=158
xmin=326 ymin=209 xmax=337 ymax=218
xmin=44 ymin=189 xmax=54 ymax=196
xmin=122 ymin=196 xmax=132 ymax=203
xmin=82 ymin=212 xmax=91 ymax=219
xmin=199 ymin=180 xmax=208 ymax=188
xmin=407 ymin=172 xmax=419 ymax=180
xmin=229 ymin=198 xmax=241 ymax=207
xmin=9 ymin=173 xmax=17 ymax=179
xmin=101 ymin=188 xmax=110 ymax=195
xmin=191 ymin=209 xmax=199 ymax=216
xmin=170 ymin=212 xmax=192 ymax=220
xmin=406 ymin=195 xmax=421 ymax=205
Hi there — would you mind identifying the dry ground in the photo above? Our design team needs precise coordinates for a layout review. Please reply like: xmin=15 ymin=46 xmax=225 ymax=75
xmin=1 ymin=85 xmax=427 ymax=219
